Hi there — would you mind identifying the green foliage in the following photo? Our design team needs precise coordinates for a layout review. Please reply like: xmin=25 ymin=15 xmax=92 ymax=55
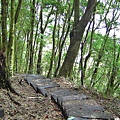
xmin=1 ymin=0 xmax=120 ymax=98
xmin=96 ymin=2 xmax=105 ymax=14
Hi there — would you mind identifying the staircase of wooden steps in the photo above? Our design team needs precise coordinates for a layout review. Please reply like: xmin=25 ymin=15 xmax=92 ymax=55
xmin=23 ymin=74 xmax=115 ymax=120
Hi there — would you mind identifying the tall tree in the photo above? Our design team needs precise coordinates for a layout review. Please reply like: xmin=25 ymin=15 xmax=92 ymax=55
xmin=14 ymin=0 xmax=23 ymax=72
xmin=10 ymin=0 xmax=15 ymax=76
xmin=54 ymin=1 xmax=74 ymax=76
xmin=1 ymin=0 xmax=8 ymax=51
xmin=28 ymin=0 xmax=36 ymax=73
xmin=0 ymin=0 xmax=18 ymax=94
xmin=58 ymin=0 xmax=96 ymax=78
xmin=0 ymin=0 xmax=8 ymax=88
xmin=37 ymin=2 xmax=54 ymax=74
xmin=47 ymin=9 xmax=58 ymax=77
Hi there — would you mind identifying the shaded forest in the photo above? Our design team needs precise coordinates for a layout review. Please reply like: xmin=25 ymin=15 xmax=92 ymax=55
xmin=0 ymin=0 xmax=120 ymax=98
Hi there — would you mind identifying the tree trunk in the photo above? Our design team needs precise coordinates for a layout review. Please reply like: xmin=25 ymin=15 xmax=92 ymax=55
xmin=28 ymin=0 xmax=36 ymax=73
xmin=54 ymin=6 xmax=74 ymax=77
xmin=1 ymin=0 xmax=8 ymax=51
xmin=0 ymin=51 xmax=9 ymax=88
xmin=11 ymin=0 xmax=15 ymax=76
xmin=14 ymin=0 xmax=23 ymax=73
xmin=106 ymin=43 xmax=120 ymax=95
xmin=58 ymin=0 xmax=96 ymax=77
xmin=47 ymin=11 xmax=58 ymax=77
xmin=37 ymin=5 xmax=43 ymax=74
xmin=74 ymin=0 xmax=79 ymax=26
xmin=37 ymin=5 xmax=54 ymax=74
xmin=15 ymin=0 xmax=22 ymax=24
xmin=1 ymin=0 xmax=10 ymax=88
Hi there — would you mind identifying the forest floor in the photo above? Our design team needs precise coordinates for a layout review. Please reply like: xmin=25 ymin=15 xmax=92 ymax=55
xmin=0 ymin=74 xmax=120 ymax=120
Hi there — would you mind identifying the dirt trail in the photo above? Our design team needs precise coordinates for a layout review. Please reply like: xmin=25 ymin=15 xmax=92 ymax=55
xmin=0 ymin=74 xmax=119 ymax=120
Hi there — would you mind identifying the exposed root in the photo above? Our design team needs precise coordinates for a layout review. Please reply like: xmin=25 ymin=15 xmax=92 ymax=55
xmin=6 ymin=79 xmax=22 ymax=97
xmin=7 ymin=91 xmax=21 ymax=106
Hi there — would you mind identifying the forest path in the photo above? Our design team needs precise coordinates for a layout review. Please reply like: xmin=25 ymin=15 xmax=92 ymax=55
xmin=24 ymin=74 xmax=119 ymax=120
xmin=0 ymin=74 xmax=120 ymax=120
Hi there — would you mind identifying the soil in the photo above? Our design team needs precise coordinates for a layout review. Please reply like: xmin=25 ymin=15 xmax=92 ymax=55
xmin=0 ymin=74 xmax=120 ymax=120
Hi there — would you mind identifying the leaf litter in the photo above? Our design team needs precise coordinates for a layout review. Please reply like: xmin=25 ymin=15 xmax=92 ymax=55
xmin=0 ymin=75 xmax=64 ymax=120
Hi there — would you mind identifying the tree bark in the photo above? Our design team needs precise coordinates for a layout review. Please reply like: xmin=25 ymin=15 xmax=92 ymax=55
xmin=1 ymin=0 xmax=8 ymax=51
xmin=15 ymin=0 xmax=22 ymax=24
xmin=58 ymin=0 xmax=96 ymax=77
xmin=47 ymin=11 xmax=58 ymax=77
xmin=28 ymin=0 xmax=36 ymax=73
xmin=54 ymin=5 xmax=74 ymax=77
xmin=37 ymin=5 xmax=54 ymax=74
xmin=11 ymin=0 xmax=15 ymax=76
xmin=1 ymin=0 xmax=11 ymax=89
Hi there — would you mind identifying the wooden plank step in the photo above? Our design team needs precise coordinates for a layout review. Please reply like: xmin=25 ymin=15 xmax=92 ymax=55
xmin=23 ymin=75 xmax=114 ymax=120
xmin=0 ymin=108 xmax=4 ymax=118
xmin=37 ymin=84 xmax=60 ymax=96
xmin=51 ymin=89 xmax=78 ymax=104
xmin=63 ymin=102 xmax=104 ymax=112
xmin=24 ymin=75 xmax=46 ymax=84
xmin=38 ymin=87 xmax=62 ymax=97
xmin=37 ymin=83 xmax=60 ymax=90
xmin=30 ymin=79 xmax=52 ymax=91
xmin=66 ymin=107 xmax=114 ymax=120
xmin=62 ymin=101 xmax=106 ymax=119
xmin=63 ymin=99 xmax=98 ymax=107
xmin=37 ymin=88 xmax=47 ymax=96
xmin=26 ymin=74 xmax=46 ymax=79
xmin=65 ymin=104 xmax=105 ymax=112
xmin=67 ymin=117 xmax=90 ymax=120
xmin=58 ymin=94 xmax=89 ymax=105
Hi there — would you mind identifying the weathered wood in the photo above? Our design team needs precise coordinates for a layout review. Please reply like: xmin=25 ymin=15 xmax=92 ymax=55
xmin=26 ymin=74 xmax=46 ymax=78
xmin=30 ymin=79 xmax=52 ymax=91
xmin=63 ymin=103 xmax=104 ymax=111
xmin=24 ymin=76 xmax=46 ymax=85
xmin=67 ymin=108 xmax=114 ymax=120
xmin=58 ymin=94 xmax=88 ymax=105
xmin=24 ymin=74 xmax=114 ymax=120
xmin=37 ymin=84 xmax=60 ymax=96
xmin=51 ymin=89 xmax=78 ymax=103
xmin=0 ymin=108 xmax=4 ymax=118
xmin=37 ymin=88 xmax=48 ymax=96
xmin=63 ymin=99 xmax=98 ymax=107
xmin=67 ymin=117 xmax=89 ymax=120
xmin=37 ymin=83 xmax=60 ymax=90
xmin=66 ymin=104 xmax=104 ymax=112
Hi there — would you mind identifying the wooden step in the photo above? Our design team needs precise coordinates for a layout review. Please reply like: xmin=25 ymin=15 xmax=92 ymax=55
xmin=24 ymin=74 xmax=115 ymax=120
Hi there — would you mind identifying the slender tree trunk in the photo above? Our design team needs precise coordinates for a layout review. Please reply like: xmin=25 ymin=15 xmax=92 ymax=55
xmin=58 ymin=0 xmax=96 ymax=77
xmin=28 ymin=0 xmax=35 ymax=73
xmin=47 ymin=11 xmax=58 ymax=77
xmin=1 ymin=0 xmax=8 ymax=51
xmin=80 ymin=12 xmax=95 ymax=85
xmin=24 ymin=32 xmax=30 ymax=73
xmin=14 ymin=0 xmax=22 ymax=73
xmin=15 ymin=0 xmax=22 ymax=24
xmin=106 ymin=42 xmax=120 ymax=94
xmin=37 ymin=5 xmax=43 ymax=74
xmin=0 ymin=51 xmax=8 ymax=88
xmin=74 ymin=0 xmax=79 ymax=26
xmin=10 ymin=0 xmax=15 ymax=76
xmin=91 ymin=5 xmax=117 ymax=86
xmin=37 ymin=5 xmax=54 ymax=74
xmin=1 ymin=0 xmax=14 ymax=92
xmin=54 ymin=6 xmax=74 ymax=77
xmin=1 ymin=0 xmax=9 ymax=88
